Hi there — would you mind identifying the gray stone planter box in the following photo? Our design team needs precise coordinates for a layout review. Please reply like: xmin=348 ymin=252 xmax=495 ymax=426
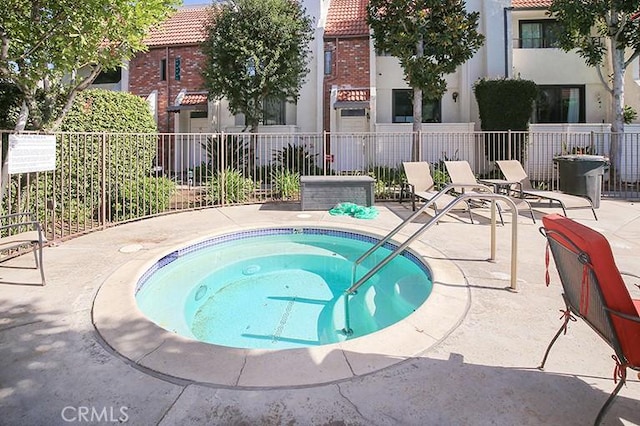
xmin=300 ymin=176 xmax=375 ymax=210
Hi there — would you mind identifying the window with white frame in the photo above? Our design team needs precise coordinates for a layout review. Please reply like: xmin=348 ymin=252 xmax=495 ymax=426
xmin=519 ymin=20 xmax=561 ymax=48
xmin=392 ymin=89 xmax=441 ymax=123
xmin=533 ymin=85 xmax=585 ymax=123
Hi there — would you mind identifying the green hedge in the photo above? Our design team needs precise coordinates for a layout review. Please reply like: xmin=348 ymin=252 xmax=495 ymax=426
xmin=61 ymin=89 xmax=157 ymax=133
xmin=474 ymin=78 xmax=537 ymax=131
xmin=474 ymin=78 xmax=538 ymax=161
xmin=17 ymin=90 xmax=176 ymax=224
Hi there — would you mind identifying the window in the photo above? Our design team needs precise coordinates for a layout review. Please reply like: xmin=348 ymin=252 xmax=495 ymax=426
xmin=324 ymin=50 xmax=333 ymax=75
xmin=261 ymin=97 xmax=286 ymax=125
xmin=93 ymin=68 xmax=121 ymax=84
xmin=519 ymin=20 xmax=561 ymax=48
xmin=160 ymin=59 xmax=167 ymax=81
xmin=533 ymin=85 xmax=585 ymax=123
xmin=174 ymin=57 xmax=181 ymax=81
xmin=340 ymin=109 xmax=366 ymax=117
xmin=190 ymin=111 xmax=208 ymax=119
xmin=392 ymin=89 xmax=441 ymax=123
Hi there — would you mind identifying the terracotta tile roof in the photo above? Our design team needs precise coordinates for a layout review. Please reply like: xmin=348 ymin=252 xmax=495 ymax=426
xmin=180 ymin=93 xmax=208 ymax=106
xmin=168 ymin=92 xmax=208 ymax=111
xmin=512 ymin=0 xmax=552 ymax=9
xmin=325 ymin=0 xmax=369 ymax=37
xmin=144 ymin=7 xmax=211 ymax=47
xmin=337 ymin=89 xmax=370 ymax=102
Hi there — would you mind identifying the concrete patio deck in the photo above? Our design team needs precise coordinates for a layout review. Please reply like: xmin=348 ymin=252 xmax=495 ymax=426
xmin=1 ymin=199 xmax=639 ymax=425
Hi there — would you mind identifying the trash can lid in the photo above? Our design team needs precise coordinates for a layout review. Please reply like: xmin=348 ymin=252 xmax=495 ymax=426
xmin=553 ymin=154 xmax=609 ymax=163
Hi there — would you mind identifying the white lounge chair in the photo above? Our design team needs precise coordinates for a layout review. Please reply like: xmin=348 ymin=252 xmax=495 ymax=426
xmin=444 ymin=160 xmax=536 ymax=224
xmin=401 ymin=161 xmax=473 ymax=223
xmin=496 ymin=160 xmax=597 ymax=220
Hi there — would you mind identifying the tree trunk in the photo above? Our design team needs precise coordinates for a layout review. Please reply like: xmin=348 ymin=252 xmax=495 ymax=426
xmin=49 ymin=65 xmax=103 ymax=131
xmin=412 ymin=87 xmax=422 ymax=161
xmin=0 ymin=101 xmax=31 ymax=202
xmin=610 ymin=43 xmax=625 ymax=180
xmin=411 ymin=37 xmax=424 ymax=161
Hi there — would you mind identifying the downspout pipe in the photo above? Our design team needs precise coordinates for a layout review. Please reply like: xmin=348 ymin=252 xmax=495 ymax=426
xmin=504 ymin=7 xmax=514 ymax=78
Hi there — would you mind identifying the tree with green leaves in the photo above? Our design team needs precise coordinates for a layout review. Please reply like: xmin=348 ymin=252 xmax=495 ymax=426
xmin=548 ymin=0 xmax=639 ymax=167
xmin=367 ymin=0 xmax=484 ymax=159
xmin=0 ymin=0 xmax=179 ymax=132
xmin=201 ymin=0 xmax=314 ymax=133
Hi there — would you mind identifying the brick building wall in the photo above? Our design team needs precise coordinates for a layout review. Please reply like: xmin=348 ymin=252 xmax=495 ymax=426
xmin=322 ymin=37 xmax=370 ymax=131
xmin=128 ymin=44 xmax=206 ymax=133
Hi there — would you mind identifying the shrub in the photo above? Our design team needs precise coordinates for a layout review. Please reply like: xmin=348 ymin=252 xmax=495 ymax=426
xmin=201 ymin=134 xmax=253 ymax=174
xmin=367 ymin=165 xmax=403 ymax=198
xmin=624 ymin=105 xmax=637 ymax=124
xmin=273 ymin=143 xmax=321 ymax=175
xmin=111 ymin=176 xmax=176 ymax=221
xmin=207 ymin=169 xmax=255 ymax=204
xmin=474 ymin=78 xmax=537 ymax=161
xmin=271 ymin=169 xmax=300 ymax=199
xmin=41 ymin=89 xmax=159 ymax=222
xmin=61 ymin=90 xmax=157 ymax=133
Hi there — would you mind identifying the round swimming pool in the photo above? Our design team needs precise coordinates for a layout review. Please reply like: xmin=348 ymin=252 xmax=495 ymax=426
xmin=135 ymin=227 xmax=433 ymax=350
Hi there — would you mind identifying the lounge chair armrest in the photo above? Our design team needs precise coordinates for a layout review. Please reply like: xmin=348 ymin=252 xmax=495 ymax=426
xmin=451 ymin=182 xmax=494 ymax=194
xmin=403 ymin=182 xmax=416 ymax=194
xmin=0 ymin=220 xmax=43 ymax=233
xmin=510 ymin=182 xmax=524 ymax=197
xmin=604 ymin=306 xmax=640 ymax=323
xmin=399 ymin=182 xmax=415 ymax=201
xmin=620 ymin=271 xmax=640 ymax=279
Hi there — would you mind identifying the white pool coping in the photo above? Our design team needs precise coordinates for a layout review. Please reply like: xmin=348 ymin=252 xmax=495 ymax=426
xmin=92 ymin=221 xmax=470 ymax=388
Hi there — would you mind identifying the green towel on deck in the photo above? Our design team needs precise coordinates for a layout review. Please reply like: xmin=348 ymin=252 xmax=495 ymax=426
xmin=328 ymin=202 xmax=379 ymax=219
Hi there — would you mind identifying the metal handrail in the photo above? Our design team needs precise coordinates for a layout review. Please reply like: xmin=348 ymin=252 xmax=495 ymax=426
xmin=348 ymin=183 xmax=495 ymax=285
xmin=341 ymin=187 xmax=519 ymax=335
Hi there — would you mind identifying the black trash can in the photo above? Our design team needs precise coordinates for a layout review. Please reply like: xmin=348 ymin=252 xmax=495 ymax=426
xmin=553 ymin=154 xmax=609 ymax=208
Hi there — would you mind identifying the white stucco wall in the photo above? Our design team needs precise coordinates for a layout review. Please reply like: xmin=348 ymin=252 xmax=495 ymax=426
xmin=512 ymin=9 xmax=611 ymax=125
xmin=374 ymin=56 xmax=462 ymax=125
xmin=370 ymin=0 xmax=511 ymax=129
xmin=290 ymin=0 xmax=324 ymax=132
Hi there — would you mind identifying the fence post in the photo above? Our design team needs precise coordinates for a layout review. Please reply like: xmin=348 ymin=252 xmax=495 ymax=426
xmin=507 ymin=129 xmax=512 ymax=160
xmin=101 ymin=132 xmax=107 ymax=229
xmin=323 ymin=130 xmax=328 ymax=176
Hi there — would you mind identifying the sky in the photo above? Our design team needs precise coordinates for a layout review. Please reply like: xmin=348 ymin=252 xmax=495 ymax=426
xmin=181 ymin=0 xmax=211 ymax=5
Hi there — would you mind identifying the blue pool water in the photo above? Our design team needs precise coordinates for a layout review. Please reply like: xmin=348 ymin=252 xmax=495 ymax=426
xmin=135 ymin=228 xmax=433 ymax=349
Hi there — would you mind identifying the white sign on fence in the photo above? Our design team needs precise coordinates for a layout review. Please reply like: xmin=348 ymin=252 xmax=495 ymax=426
xmin=7 ymin=134 xmax=56 ymax=174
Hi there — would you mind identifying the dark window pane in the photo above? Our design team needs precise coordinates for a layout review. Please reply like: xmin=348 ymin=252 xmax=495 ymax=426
xmin=520 ymin=20 xmax=560 ymax=48
xmin=534 ymin=86 xmax=584 ymax=123
xmin=94 ymin=68 xmax=121 ymax=84
xmin=340 ymin=109 xmax=366 ymax=117
xmin=190 ymin=111 xmax=208 ymax=119
xmin=392 ymin=89 xmax=441 ymax=123
xmin=262 ymin=98 xmax=286 ymax=125
xmin=324 ymin=51 xmax=332 ymax=75
xmin=393 ymin=90 xmax=413 ymax=123
xmin=175 ymin=57 xmax=181 ymax=81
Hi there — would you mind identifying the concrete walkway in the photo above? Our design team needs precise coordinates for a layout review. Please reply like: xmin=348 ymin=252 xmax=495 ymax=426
xmin=1 ymin=199 xmax=639 ymax=425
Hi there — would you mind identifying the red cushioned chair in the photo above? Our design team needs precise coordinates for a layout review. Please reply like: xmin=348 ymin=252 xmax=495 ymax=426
xmin=539 ymin=214 xmax=640 ymax=425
